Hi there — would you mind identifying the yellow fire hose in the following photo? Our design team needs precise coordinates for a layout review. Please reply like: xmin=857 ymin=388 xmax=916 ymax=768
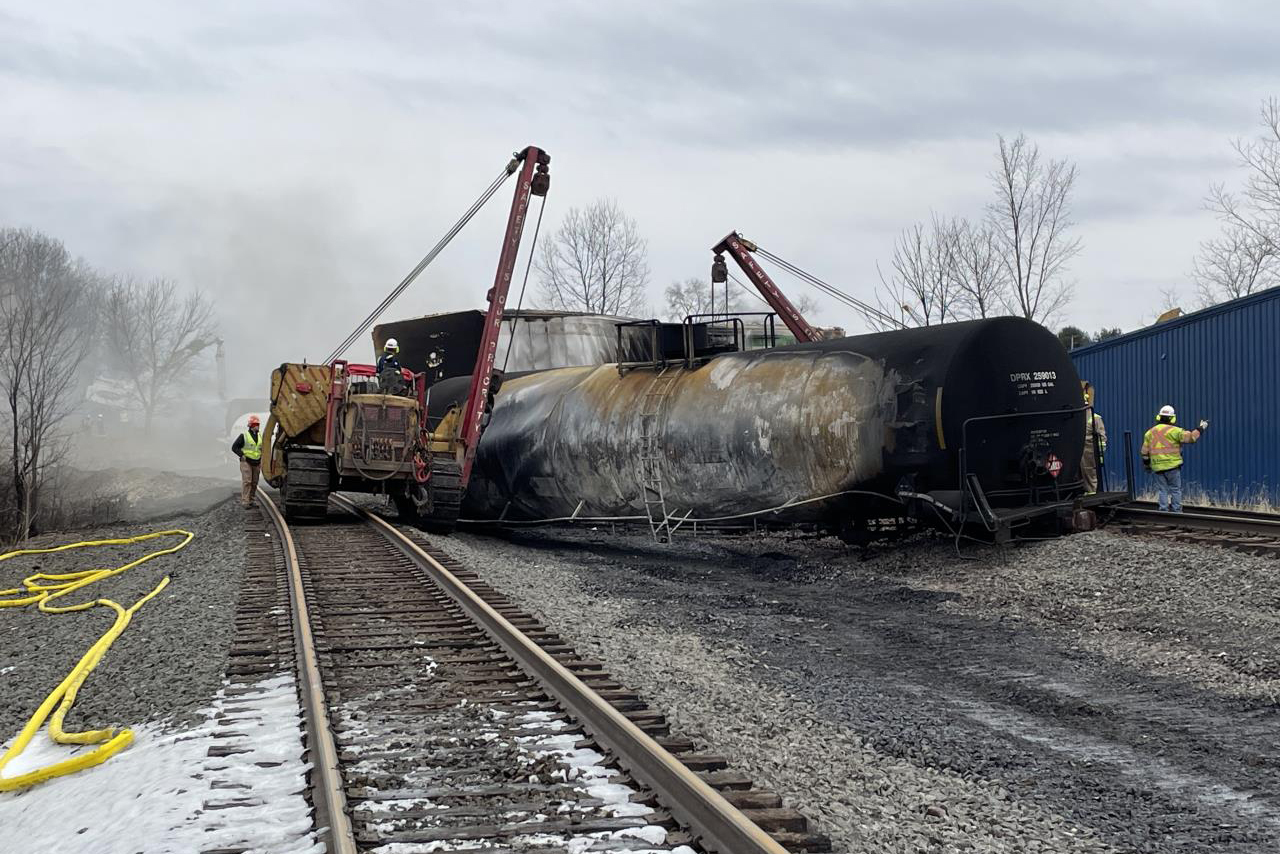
xmin=0 ymin=529 xmax=194 ymax=792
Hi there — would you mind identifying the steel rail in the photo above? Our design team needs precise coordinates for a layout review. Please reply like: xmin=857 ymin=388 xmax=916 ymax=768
xmin=1111 ymin=502 xmax=1280 ymax=536
xmin=331 ymin=493 xmax=790 ymax=854
xmin=258 ymin=493 xmax=358 ymax=854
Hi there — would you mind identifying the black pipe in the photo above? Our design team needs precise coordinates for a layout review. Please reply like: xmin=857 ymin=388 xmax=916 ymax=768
xmin=1123 ymin=429 xmax=1135 ymax=500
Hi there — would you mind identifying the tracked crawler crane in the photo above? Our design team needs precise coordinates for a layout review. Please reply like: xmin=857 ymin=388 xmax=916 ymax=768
xmin=260 ymin=146 xmax=551 ymax=528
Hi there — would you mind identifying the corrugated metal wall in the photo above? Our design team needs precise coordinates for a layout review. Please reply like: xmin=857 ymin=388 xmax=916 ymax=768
xmin=1069 ymin=287 xmax=1280 ymax=503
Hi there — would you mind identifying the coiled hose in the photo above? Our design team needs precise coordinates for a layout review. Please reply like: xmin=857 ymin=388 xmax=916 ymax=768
xmin=0 ymin=529 xmax=193 ymax=791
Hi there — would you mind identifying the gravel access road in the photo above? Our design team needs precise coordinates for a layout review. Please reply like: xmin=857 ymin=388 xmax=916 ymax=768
xmin=1 ymin=499 xmax=250 ymax=738
xmin=420 ymin=525 xmax=1280 ymax=854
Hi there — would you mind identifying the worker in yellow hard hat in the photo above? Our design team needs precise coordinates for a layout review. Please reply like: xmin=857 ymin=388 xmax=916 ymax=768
xmin=1080 ymin=381 xmax=1107 ymax=495
xmin=232 ymin=415 xmax=263 ymax=507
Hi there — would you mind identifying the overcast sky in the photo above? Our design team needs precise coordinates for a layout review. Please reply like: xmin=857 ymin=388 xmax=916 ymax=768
xmin=2 ymin=1 xmax=1275 ymax=395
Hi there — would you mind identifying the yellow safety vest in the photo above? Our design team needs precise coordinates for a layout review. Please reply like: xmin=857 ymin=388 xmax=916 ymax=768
xmin=241 ymin=430 xmax=262 ymax=461
xmin=1142 ymin=423 xmax=1188 ymax=472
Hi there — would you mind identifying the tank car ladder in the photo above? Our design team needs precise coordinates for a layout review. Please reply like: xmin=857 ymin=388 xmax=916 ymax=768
xmin=639 ymin=366 xmax=680 ymax=542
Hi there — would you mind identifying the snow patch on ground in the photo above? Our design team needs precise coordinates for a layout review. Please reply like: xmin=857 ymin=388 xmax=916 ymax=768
xmin=0 ymin=674 xmax=317 ymax=854
xmin=513 ymin=709 xmax=683 ymax=846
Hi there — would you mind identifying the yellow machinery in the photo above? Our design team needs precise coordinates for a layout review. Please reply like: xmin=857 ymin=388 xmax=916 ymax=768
xmin=261 ymin=146 xmax=550 ymax=527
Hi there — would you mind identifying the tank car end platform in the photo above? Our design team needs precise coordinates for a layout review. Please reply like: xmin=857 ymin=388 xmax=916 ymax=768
xmin=919 ymin=489 xmax=1129 ymax=542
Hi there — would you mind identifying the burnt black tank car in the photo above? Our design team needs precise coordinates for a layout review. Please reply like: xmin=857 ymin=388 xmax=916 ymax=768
xmin=425 ymin=316 xmax=1093 ymax=538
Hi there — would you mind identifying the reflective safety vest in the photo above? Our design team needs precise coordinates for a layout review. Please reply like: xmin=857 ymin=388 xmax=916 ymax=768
xmin=1084 ymin=409 xmax=1107 ymax=454
xmin=1142 ymin=423 xmax=1190 ymax=472
xmin=241 ymin=430 xmax=262 ymax=461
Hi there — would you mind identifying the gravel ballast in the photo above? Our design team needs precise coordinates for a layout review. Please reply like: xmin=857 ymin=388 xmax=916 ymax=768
xmin=1 ymin=498 xmax=250 ymax=738
xmin=416 ymin=524 xmax=1280 ymax=854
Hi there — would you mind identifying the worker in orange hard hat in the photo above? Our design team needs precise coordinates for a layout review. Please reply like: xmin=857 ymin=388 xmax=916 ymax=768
xmin=232 ymin=415 xmax=263 ymax=507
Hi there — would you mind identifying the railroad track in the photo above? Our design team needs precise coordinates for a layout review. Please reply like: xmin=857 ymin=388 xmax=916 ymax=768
xmin=1108 ymin=501 xmax=1280 ymax=557
xmin=247 ymin=492 xmax=828 ymax=854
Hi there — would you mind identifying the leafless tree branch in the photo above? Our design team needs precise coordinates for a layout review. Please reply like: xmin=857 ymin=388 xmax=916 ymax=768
xmin=535 ymin=199 xmax=650 ymax=316
xmin=104 ymin=277 xmax=217 ymax=434
xmin=987 ymin=133 xmax=1081 ymax=325
xmin=875 ymin=215 xmax=962 ymax=328
xmin=0 ymin=227 xmax=94 ymax=541
xmin=1200 ymin=98 xmax=1280 ymax=305
xmin=949 ymin=219 xmax=1010 ymax=319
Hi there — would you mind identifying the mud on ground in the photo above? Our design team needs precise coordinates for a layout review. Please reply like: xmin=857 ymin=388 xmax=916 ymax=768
xmin=422 ymin=524 xmax=1280 ymax=854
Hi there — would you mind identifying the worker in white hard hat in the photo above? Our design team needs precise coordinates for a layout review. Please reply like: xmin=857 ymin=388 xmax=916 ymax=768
xmin=376 ymin=338 xmax=407 ymax=394
xmin=377 ymin=338 xmax=401 ymax=374
xmin=1140 ymin=404 xmax=1209 ymax=512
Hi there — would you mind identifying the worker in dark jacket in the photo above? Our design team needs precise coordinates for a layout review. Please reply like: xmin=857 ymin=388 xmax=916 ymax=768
xmin=377 ymin=338 xmax=406 ymax=394
xmin=232 ymin=415 xmax=262 ymax=507
xmin=376 ymin=338 xmax=401 ymax=373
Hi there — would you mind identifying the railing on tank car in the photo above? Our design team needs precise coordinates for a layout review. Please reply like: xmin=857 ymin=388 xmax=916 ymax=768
xmin=956 ymin=404 xmax=1090 ymax=530
xmin=613 ymin=312 xmax=781 ymax=375
xmin=683 ymin=312 xmax=780 ymax=356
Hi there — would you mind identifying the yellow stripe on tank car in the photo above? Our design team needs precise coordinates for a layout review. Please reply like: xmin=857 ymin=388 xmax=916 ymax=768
xmin=934 ymin=386 xmax=946 ymax=450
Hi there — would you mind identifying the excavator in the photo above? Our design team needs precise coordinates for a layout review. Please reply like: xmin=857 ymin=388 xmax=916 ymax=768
xmin=260 ymin=146 xmax=551 ymax=528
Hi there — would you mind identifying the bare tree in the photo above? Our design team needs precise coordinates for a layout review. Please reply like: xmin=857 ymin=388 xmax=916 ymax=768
xmin=875 ymin=216 xmax=961 ymax=328
xmin=104 ymin=277 xmax=218 ymax=434
xmin=536 ymin=199 xmax=650 ymax=316
xmin=665 ymin=277 xmax=742 ymax=321
xmin=1196 ymin=225 xmax=1278 ymax=308
xmin=1207 ymin=98 xmax=1280 ymax=258
xmin=665 ymin=275 xmax=820 ymax=326
xmin=1150 ymin=285 xmax=1184 ymax=323
xmin=0 ymin=228 xmax=94 ymax=541
xmin=987 ymin=134 xmax=1081 ymax=324
xmin=949 ymin=219 xmax=1009 ymax=318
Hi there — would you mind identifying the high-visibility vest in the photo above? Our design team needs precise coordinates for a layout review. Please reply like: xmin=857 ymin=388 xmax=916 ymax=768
xmin=1084 ymin=409 xmax=1107 ymax=454
xmin=241 ymin=430 xmax=262 ymax=461
xmin=1142 ymin=423 xmax=1188 ymax=472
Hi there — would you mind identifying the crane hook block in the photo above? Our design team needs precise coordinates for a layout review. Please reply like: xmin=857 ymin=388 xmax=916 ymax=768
xmin=711 ymin=253 xmax=728 ymax=284
xmin=531 ymin=162 xmax=550 ymax=197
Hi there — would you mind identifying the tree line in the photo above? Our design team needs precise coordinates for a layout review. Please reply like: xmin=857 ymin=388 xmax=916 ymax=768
xmin=1195 ymin=97 xmax=1280 ymax=304
xmin=873 ymin=133 xmax=1081 ymax=329
xmin=534 ymin=199 xmax=816 ymax=323
xmin=0 ymin=227 xmax=217 ymax=542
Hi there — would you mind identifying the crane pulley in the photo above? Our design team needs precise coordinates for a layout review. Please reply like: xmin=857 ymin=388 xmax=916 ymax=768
xmin=712 ymin=231 xmax=905 ymax=335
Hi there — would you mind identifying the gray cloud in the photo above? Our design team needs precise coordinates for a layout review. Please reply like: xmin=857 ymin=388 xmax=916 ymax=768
xmin=0 ymin=11 xmax=224 ymax=93
xmin=0 ymin=0 xmax=1271 ymax=344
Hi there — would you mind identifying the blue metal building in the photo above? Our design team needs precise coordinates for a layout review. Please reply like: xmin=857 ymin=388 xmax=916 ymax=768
xmin=1069 ymin=287 xmax=1280 ymax=504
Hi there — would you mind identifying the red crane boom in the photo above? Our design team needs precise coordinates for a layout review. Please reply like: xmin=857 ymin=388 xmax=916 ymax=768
xmin=458 ymin=146 xmax=550 ymax=484
xmin=711 ymin=231 xmax=818 ymax=344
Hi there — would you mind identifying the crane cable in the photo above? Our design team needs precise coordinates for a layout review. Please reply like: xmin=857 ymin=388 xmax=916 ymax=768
xmin=324 ymin=162 xmax=518 ymax=364
xmin=501 ymin=192 xmax=549 ymax=375
xmin=0 ymin=529 xmax=194 ymax=791
xmin=752 ymin=245 xmax=905 ymax=330
xmin=728 ymin=273 xmax=771 ymax=308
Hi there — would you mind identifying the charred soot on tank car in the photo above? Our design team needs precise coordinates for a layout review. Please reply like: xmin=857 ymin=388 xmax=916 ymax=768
xmin=426 ymin=316 xmax=1092 ymax=538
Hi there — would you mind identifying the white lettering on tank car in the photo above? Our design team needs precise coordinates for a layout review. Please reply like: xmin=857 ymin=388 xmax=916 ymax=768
xmin=1011 ymin=369 xmax=1059 ymax=397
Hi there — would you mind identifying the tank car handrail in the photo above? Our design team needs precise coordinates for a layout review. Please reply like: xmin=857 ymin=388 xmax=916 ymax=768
xmin=956 ymin=403 xmax=1090 ymax=534
xmin=614 ymin=319 xmax=667 ymax=374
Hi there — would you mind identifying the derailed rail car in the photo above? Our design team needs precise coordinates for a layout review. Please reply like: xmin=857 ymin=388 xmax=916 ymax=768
xmin=428 ymin=316 xmax=1102 ymax=539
